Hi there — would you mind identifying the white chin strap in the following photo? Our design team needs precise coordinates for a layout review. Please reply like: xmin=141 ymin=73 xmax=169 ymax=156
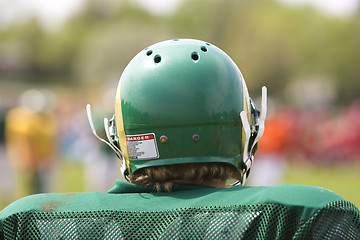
xmin=86 ymin=104 xmax=128 ymax=180
xmin=239 ymin=86 xmax=267 ymax=186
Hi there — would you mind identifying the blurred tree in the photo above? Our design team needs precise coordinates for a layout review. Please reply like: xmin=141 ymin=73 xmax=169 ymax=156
xmin=170 ymin=0 xmax=360 ymax=105
xmin=71 ymin=0 xmax=173 ymax=87
xmin=332 ymin=14 xmax=360 ymax=104
xmin=1 ymin=0 xmax=359 ymax=106
xmin=0 ymin=19 xmax=44 ymax=80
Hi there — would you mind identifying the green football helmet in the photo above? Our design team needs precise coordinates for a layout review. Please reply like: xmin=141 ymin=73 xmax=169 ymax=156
xmin=87 ymin=39 xmax=267 ymax=185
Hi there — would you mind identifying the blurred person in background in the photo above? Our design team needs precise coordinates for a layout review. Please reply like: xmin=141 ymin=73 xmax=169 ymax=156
xmin=0 ymin=98 xmax=14 ymax=207
xmin=247 ymin=108 xmax=293 ymax=186
xmin=4 ymin=89 xmax=58 ymax=198
xmin=56 ymin=91 xmax=119 ymax=192
xmin=344 ymin=101 xmax=360 ymax=162
xmin=315 ymin=102 xmax=360 ymax=164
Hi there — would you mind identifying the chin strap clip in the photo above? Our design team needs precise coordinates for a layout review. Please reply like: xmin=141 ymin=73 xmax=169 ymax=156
xmin=239 ymin=86 xmax=267 ymax=186
xmin=86 ymin=104 xmax=129 ymax=181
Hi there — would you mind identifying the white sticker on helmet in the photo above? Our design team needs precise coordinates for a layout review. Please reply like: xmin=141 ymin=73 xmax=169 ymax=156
xmin=126 ymin=133 xmax=159 ymax=160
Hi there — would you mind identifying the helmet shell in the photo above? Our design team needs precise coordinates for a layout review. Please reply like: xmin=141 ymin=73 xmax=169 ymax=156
xmin=115 ymin=39 xmax=250 ymax=175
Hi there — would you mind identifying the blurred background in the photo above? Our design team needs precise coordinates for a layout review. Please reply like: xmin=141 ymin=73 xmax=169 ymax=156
xmin=0 ymin=0 xmax=359 ymax=209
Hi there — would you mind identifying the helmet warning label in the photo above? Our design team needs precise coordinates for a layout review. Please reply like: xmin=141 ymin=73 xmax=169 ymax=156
xmin=126 ymin=133 xmax=159 ymax=160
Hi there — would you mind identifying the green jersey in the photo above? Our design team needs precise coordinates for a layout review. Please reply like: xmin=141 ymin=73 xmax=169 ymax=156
xmin=0 ymin=181 xmax=359 ymax=239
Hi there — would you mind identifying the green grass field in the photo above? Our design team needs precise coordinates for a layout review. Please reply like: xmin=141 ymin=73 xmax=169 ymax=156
xmin=1 ymin=161 xmax=359 ymax=210
xmin=283 ymin=162 xmax=360 ymax=208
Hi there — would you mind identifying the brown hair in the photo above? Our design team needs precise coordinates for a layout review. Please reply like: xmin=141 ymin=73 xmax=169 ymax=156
xmin=129 ymin=162 xmax=241 ymax=192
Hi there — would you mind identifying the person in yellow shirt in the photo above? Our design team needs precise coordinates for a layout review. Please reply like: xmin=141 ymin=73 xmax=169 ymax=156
xmin=5 ymin=89 xmax=58 ymax=198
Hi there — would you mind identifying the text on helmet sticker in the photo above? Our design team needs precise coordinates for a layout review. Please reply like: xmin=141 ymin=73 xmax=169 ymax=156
xmin=126 ymin=133 xmax=159 ymax=160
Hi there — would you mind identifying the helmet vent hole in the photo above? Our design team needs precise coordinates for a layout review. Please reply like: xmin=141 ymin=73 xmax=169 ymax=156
xmin=201 ymin=46 xmax=207 ymax=52
xmin=192 ymin=134 xmax=200 ymax=142
xmin=154 ymin=55 xmax=161 ymax=63
xmin=146 ymin=50 xmax=153 ymax=56
xmin=191 ymin=52 xmax=199 ymax=61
